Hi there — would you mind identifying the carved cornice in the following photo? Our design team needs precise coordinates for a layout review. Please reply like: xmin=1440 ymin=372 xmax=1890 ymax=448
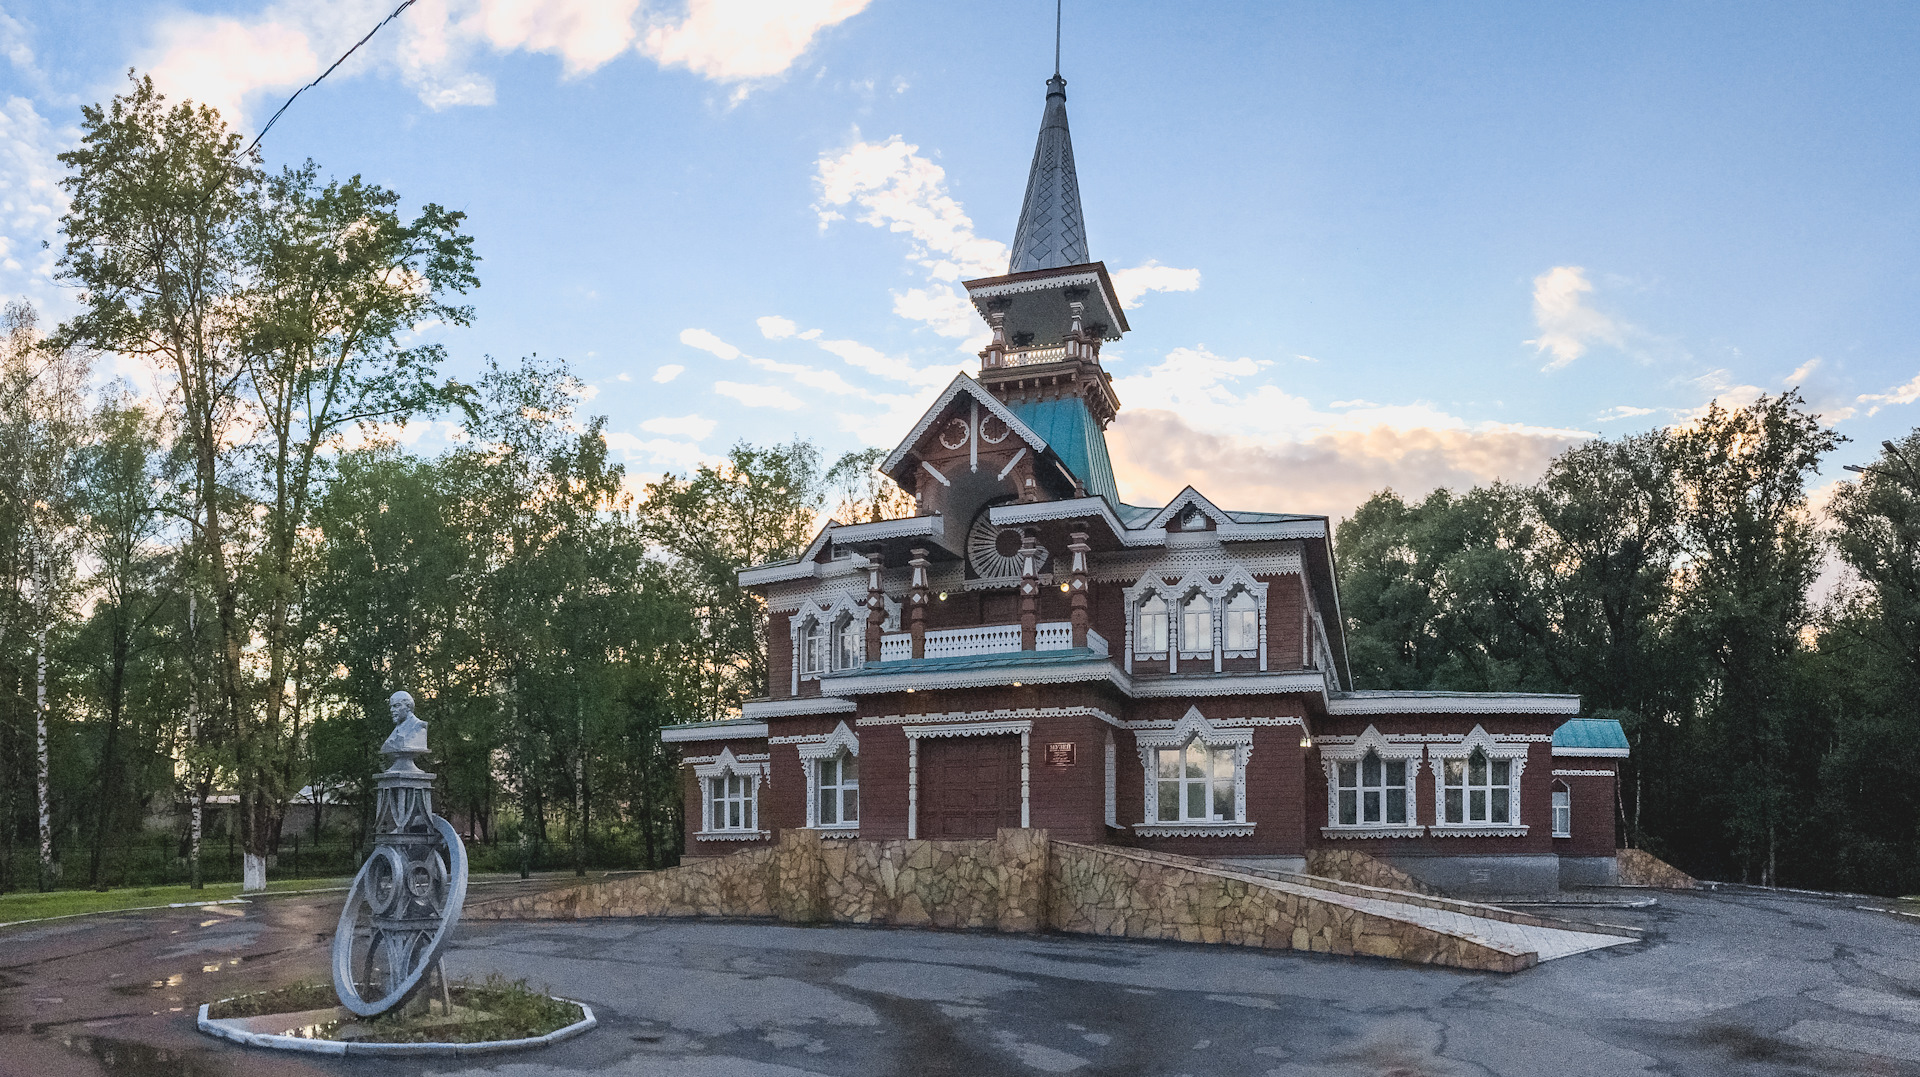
xmin=1427 ymin=826 xmax=1530 ymax=839
xmin=903 ymin=719 xmax=1033 ymax=740
xmin=1132 ymin=823 xmax=1257 ymax=839
xmin=1320 ymin=826 xmax=1427 ymax=839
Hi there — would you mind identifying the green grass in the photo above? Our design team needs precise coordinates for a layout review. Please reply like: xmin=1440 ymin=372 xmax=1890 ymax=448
xmin=0 ymin=875 xmax=354 ymax=925
xmin=207 ymin=976 xmax=585 ymax=1044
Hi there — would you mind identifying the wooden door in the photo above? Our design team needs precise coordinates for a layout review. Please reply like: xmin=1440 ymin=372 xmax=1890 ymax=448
xmin=919 ymin=735 xmax=1021 ymax=839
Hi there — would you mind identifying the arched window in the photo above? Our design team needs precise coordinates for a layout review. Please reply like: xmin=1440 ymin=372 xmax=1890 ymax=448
xmin=1224 ymin=591 xmax=1258 ymax=652
xmin=1155 ymin=738 xmax=1237 ymax=823
xmin=816 ymin=751 xmax=859 ymax=827
xmin=1443 ymin=748 xmax=1512 ymax=824
xmin=1552 ymin=781 xmax=1571 ymax=837
xmin=1337 ymin=749 xmax=1409 ymax=825
xmin=1181 ymin=593 xmax=1211 ymax=653
xmin=832 ymin=612 xmax=862 ymax=670
xmin=799 ymin=617 xmax=826 ymax=675
xmin=1137 ymin=595 xmax=1168 ymax=653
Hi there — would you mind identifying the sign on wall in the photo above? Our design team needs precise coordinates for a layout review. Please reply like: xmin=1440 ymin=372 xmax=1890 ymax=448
xmin=1046 ymin=742 xmax=1076 ymax=767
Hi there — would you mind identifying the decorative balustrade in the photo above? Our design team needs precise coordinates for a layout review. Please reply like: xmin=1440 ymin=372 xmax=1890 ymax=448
xmin=1002 ymin=344 xmax=1068 ymax=367
xmin=878 ymin=622 xmax=1110 ymax=663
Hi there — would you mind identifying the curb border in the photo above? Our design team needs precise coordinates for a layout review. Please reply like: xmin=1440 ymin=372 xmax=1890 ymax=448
xmin=196 ymin=998 xmax=597 ymax=1057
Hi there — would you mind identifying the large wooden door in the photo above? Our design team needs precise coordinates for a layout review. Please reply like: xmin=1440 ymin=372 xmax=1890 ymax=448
xmin=920 ymin=735 xmax=1021 ymax=839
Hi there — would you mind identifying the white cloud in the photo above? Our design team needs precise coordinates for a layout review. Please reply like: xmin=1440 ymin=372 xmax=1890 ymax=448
xmin=639 ymin=0 xmax=871 ymax=87
xmin=812 ymin=336 xmax=947 ymax=389
xmin=1105 ymin=342 xmax=1589 ymax=520
xmin=640 ymin=413 xmax=717 ymax=439
xmin=604 ymin=430 xmax=708 ymax=472
xmin=138 ymin=0 xmax=870 ymax=129
xmin=714 ymin=380 xmax=803 ymax=409
xmin=1597 ymin=405 xmax=1657 ymax=422
xmin=1857 ymin=371 xmax=1920 ymax=417
xmin=1785 ymin=357 xmax=1822 ymax=385
xmin=678 ymin=327 xmax=741 ymax=360
xmin=1110 ymin=260 xmax=1201 ymax=309
xmin=0 ymin=93 xmax=67 ymax=306
xmin=757 ymin=314 xmax=798 ymax=339
xmin=890 ymin=286 xmax=979 ymax=339
xmin=1525 ymin=265 xmax=1624 ymax=371
xmin=652 ymin=363 xmax=685 ymax=383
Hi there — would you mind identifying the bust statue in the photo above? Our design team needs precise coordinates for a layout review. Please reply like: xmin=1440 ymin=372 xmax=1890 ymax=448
xmin=380 ymin=690 xmax=429 ymax=757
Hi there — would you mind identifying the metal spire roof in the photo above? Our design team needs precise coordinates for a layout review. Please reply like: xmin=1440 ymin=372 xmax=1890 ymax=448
xmin=1008 ymin=74 xmax=1089 ymax=274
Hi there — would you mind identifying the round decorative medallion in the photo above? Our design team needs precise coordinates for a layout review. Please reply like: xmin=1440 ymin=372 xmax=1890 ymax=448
xmin=980 ymin=414 xmax=1010 ymax=444
xmin=937 ymin=417 xmax=970 ymax=450
xmin=967 ymin=503 xmax=1049 ymax=579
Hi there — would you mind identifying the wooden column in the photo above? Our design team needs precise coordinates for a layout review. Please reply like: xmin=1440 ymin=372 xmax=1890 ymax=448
xmin=1068 ymin=527 xmax=1090 ymax=649
xmin=864 ymin=560 xmax=886 ymax=662
xmin=908 ymin=547 xmax=930 ymax=660
xmin=1019 ymin=530 xmax=1040 ymax=651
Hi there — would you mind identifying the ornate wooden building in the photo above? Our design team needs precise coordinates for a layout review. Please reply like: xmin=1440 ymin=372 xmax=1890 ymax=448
xmin=663 ymin=71 xmax=1628 ymax=895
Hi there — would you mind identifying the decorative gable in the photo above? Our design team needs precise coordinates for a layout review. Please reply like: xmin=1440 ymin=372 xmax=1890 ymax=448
xmin=1145 ymin=486 xmax=1233 ymax=532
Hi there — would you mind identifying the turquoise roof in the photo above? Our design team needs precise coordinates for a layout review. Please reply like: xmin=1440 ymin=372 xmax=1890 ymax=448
xmin=1552 ymin=717 xmax=1629 ymax=751
xmin=824 ymin=647 xmax=1105 ymax=678
xmin=1007 ymin=397 xmax=1121 ymax=505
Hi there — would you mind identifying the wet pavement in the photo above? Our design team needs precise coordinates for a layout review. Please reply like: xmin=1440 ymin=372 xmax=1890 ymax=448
xmin=3 ymin=883 xmax=1919 ymax=1076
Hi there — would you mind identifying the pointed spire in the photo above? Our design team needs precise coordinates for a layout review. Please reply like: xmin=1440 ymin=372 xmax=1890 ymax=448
xmin=1008 ymin=74 xmax=1088 ymax=274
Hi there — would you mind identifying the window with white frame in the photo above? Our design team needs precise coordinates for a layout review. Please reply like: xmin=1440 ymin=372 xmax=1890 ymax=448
xmin=1337 ymin=750 xmax=1409 ymax=826
xmin=832 ymin=612 xmax=862 ymax=670
xmin=1552 ymin=782 xmax=1571 ymax=837
xmin=1224 ymin=591 xmax=1258 ymax=653
xmin=799 ymin=616 xmax=827 ymax=676
xmin=1180 ymin=593 xmax=1212 ymax=655
xmin=1155 ymin=739 xmax=1237 ymax=824
xmin=815 ymin=752 xmax=859 ymax=827
xmin=1137 ymin=594 xmax=1169 ymax=654
xmin=706 ymin=772 xmax=757 ymax=832
xmin=1443 ymin=748 xmax=1512 ymax=825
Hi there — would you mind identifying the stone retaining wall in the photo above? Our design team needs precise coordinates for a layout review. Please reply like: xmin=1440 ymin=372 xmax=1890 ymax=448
xmin=1304 ymin=848 xmax=1445 ymax=896
xmin=1616 ymin=848 xmax=1697 ymax=889
xmin=1048 ymin=842 xmax=1529 ymax=972
xmin=472 ymin=830 xmax=1535 ymax=972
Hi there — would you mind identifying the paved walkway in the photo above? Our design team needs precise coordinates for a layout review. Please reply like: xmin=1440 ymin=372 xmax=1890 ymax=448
xmin=3 ymin=884 xmax=1919 ymax=1075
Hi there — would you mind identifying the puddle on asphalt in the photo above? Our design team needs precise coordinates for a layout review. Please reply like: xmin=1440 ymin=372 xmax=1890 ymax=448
xmin=61 ymin=1034 xmax=218 ymax=1077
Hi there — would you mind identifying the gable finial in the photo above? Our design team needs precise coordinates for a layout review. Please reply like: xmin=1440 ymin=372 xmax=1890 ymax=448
xmin=1054 ymin=0 xmax=1062 ymax=78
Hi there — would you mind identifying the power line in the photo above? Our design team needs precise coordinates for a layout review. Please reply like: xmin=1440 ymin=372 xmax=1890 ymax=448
xmin=244 ymin=0 xmax=418 ymax=157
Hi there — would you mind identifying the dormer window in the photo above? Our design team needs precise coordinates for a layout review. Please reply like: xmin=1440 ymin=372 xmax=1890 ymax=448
xmin=1224 ymin=591 xmax=1258 ymax=653
xmin=1181 ymin=507 xmax=1207 ymax=531
xmin=1137 ymin=595 xmax=1168 ymax=653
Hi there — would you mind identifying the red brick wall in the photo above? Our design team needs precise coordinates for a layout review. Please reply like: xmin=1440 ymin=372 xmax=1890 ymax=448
xmin=1263 ymin=576 xmax=1306 ymax=670
xmin=1553 ymin=765 xmax=1618 ymax=856
xmin=1026 ymin=713 xmax=1110 ymax=843
xmin=767 ymin=610 xmax=791 ymax=698
xmin=859 ymin=724 xmax=911 ymax=839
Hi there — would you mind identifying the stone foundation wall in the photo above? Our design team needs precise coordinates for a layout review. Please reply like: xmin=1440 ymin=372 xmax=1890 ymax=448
xmin=469 ymin=845 xmax=779 ymax=921
xmin=1616 ymin=848 xmax=1697 ymax=889
xmin=1047 ymin=842 xmax=1529 ymax=972
xmin=1304 ymin=848 xmax=1445 ymax=896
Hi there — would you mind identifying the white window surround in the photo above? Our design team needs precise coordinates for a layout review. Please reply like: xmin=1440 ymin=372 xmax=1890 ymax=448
xmin=1122 ymin=566 xmax=1269 ymax=676
xmin=790 ymin=593 xmax=898 ymax=692
xmin=1133 ymin=707 xmax=1254 ymax=838
xmin=693 ymin=748 xmax=768 ymax=841
xmin=1320 ymin=725 xmax=1425 ymax=839
xmin=798 ymin=721 xmax=861 ymax=831
xmin=1104 ymin=731 xmax=1119 ymax=828
xmin=1552 ymin=781 xmax=1572 ymax=838
xmin=1426 ymin=726 xmax=1529 ymax=837
xmin=904 ymin=719 xmax=1032 ymax=839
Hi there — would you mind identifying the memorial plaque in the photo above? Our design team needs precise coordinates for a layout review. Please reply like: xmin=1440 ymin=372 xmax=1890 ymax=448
xmin=1045 ymin=742 xmax=1076 ymax=767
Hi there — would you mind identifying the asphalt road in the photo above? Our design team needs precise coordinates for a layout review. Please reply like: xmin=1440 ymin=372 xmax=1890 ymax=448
xmin=2 ymin=882 xmax=1918 ymax=1076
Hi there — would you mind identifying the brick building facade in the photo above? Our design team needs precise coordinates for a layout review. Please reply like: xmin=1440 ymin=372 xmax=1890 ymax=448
xmin=662 ymin=71 xmax=1628 ymax=895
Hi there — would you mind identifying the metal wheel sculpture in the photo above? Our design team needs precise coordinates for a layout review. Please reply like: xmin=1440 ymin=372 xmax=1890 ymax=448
xmin=331 ymin=691 xmax=469 ymax=1017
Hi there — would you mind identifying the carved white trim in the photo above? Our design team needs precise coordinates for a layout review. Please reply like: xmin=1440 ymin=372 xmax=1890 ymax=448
xmin=1552 ymin=746 xmax=1629 ymax=758
xmin=1133 ymin=707 xmax=1253 ymax=826
xmin=903 ymin=719 xmax=1033 ymax=739
xmin=1317 ymin=732 xmax=1544 ymax=744
xmin=1126 ymin=715 xmax=1305 ymax=730
xmin=1123 ymin=563 xmax=1270 ymax=677
xmin=880 ymin=373 xmax=1049 ymax=477
xmin=1320 ymin=826 xmax=1426 ymax=839
xmin=1427 ymin=726 xmax=1529 ymax=829
xmin=790 ymin=591 xmax=899 ymax=690
xmin=1552 ymin=768 xmax=1615 ymax=777
xmin=691 ymin=748 xmax=770 ymax=781
xmin=661 ymin=721 xmax=768 ymax=744
xmin=694 ymin=830 xmax=770 ymax=842
xmin=795 ymin=721 xmax=861 ymax=761
xmin=1318 ymin=725 xmax=1425 ymax=831
xmin=1130 ymin=672 xmax=1330 ymax=698
xmin=1427 ymin=826 xmax=1529 ymax=838
xmin=692 ymin=748 xmax=768 ymax=837
xmin=861 ymin=706 xmax=1124 ymax=729
xmin=1104 ymin=731 xmax=1118 ymax=829
xmin=748 ymin=697 xmax=856 ymax=720
xmin=1328 ymin=693 xmax=1582 ymax=715
xmin=824 ymin=657 xmax=1128 ymax=695
xmin=1132 ymin=823 xmax=1257 ymax=838
xmin=683 ymin=752 xmax=768 ymax=767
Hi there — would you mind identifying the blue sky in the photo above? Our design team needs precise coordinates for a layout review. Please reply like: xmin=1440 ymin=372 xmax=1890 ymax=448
xmin=3 ymin=1 xmax=1918 ymax=518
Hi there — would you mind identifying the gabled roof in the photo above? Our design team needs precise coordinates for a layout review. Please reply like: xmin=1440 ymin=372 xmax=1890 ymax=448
xmin=1009 ymin=74 xmax=1088 ymax=274
xmin=879 ymin=373 xmax=1049 ymax=481
xmin=1007 ymin=397 xmax=1119 ymax=505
